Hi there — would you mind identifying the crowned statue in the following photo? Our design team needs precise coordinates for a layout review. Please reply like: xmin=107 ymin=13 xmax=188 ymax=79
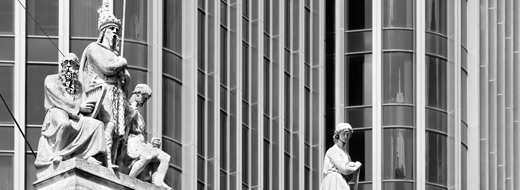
xmin=35 ymin=3 xmax=172 ymax=190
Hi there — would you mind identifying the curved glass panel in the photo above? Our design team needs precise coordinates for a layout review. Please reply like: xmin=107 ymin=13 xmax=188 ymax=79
xmin=383 ymin=0 xmax=414 ymax=28
xmin=71 ymin=0 xmax=102 ymax=37
xmin=461 ymin=0 xmax=467 ymax=46
xmin=163 ymin=78 xmax=182 ymax=141
xmin=426 ymin=0 xmax=447 ymax=35
xmin=425 ymin=33 xmax=447 ymax=57
xmin=26 ymin=64 xmax=58 ymax=125
xmin=123 ymin=42 xmax=148 ymax=68
xmin=383 ymin=53 xmax=414 ymax=104
xmin=425 ymin=108 xmax=447 ymax=132
xmin=383 ymin=106 xmax=414 ymax=126
xmin=165 ymin=156 xmax=182 ymax=190
xmin=162 ymin=139 xmax=182 ymax=167
xmin=461 ymin=49 xmax=467 ymax=70
xmin=114 ymin=0 xmax=147 ymax=42
xmin=26 ymin=0 xmax=58 ymax=36
xmin=0 ymin=65 xmax=13 ymax=124
xmin=163 ymin=51 xmax=183 ymax=80
xmin=383 ymin=181 xmax=414 ymax=190
xmin=345 ymin=31 xmax=372 ymax=53
xmin=383 ymin=30 xmax=414 ymax=50
xmin=0 ymin=38 xmax=14 ymax=61
xmin=27 ymin=38 xmax=59 ymax=62
xmin=426 ymin=132 xmax=447 ymax=186
xmin=345 ymin=107 xmax=372 ymax=128
xmin=345 ymin=0 xmax=372 ymax=30
xmin=425 ymin=56 xmax=447 ymax=110
xmin=461 ymin=72 xmax=467 ymax=121
xmin=0 ymin=0 xmax=14 ymax=34
xmin=164 ymin=0 xmax=183 ymax=53
xmin=345 ymin=54 xmax=372 ymax=106
xmin=383 ymin=129 xmax=414 ymax=180
xmin=349 ymin=130 xmax=373 ymax=181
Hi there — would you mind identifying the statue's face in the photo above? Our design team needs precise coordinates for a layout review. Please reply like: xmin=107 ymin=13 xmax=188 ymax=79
xmin=134 ymin=93 xmax=150 ymax=107
xmin=339 ymin=130 xmax=352 ymax=142
xmin=103 ymin=26 xmax=120 ymax=51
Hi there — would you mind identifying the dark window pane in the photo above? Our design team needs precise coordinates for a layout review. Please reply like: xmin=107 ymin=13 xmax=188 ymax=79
xmin=26 ymin=0 xmax=58 ymax=36
xmin=383 ymin=129 xmax=415 ymax=180
xmin=163 ymin=51 xmax=183 ymax=80
xmin=383 ymin=53 xmax=414 ymax=104
xmin=426 ymin=0 xmax=447 ymax=34
xmin=26 ymin=64 xmax=58 ymax=125
xmin=345 ymin=0 xmax=372 ymax=30
xmin=26 ymin=127 xmax=41 ymax=151
xmin=425 ymin=109 xmax=447 ymax=132
xmin=426 ymin=184 xmax=448 ymax=190
xmin=461 ymin=49 xmax=467 ymax=70
xmin=165 ymin=167 xmax=182 ymax=190
xmin=345 ymin=31 xmax=372 ymax=53
xmin=426 ymin=33 xmax=447 ymax=57
xmin=0 ymin=155 xmax=13 ymax=190
xmin=345 ymin=54 xmax=372 ymax=106
xmin=426 ymin=132 xmax=447 ymax=186
xmin=0 ymin=127 xmax=14 ymax=150
xmin=70 ymin=39 xmax=93 ymax=57
xmin=123 ymin=42 xmax=148 ymax=68
xmin=461 ymin=71 xmax=467 ymax=121
xmin=163 ymin=139 xmax=182 ymax=167
xmin=425 ymin=56 xmax=447 ymax=110
xmin=71 ymin=0 xmax=102 ymax=37
xmin=461 ymin=122 xmax=468 ymax=144
xmin=345 ymin=107 xmax=372 ymax=128
xmin=461 ymin=145 xmax=467 ymax=190
xmin=164 ymin=0 xmax=183 ymax=53
xmin=0 ymin=0 xmax=14 ymax=34
xmin=0 ymin=37 xmax=15 ymax=61
xmin=27 ymin=38 xmax=59 ymax=62
xmin=349 ymin=130 xmax=373 ymax=181
xmin=383 ymin=30 xmax=414 ymax=50
xmin=461 ymin=0 xmax=467 ymax=46
xmin=114 ymin=0 xmax=147 ymax=42
xmin=0 ymin=65 xmax=14 ymax=124
xmin=383 ymin=0 xmax=414 ymax=28
xmin=26 ymin=153 xmax=37 ymax=190
xmin=383 ymin=106 xmax=414 ymax=126
xmin=199 ymin=11 xmax=205 ymax=69
xmin=383 ymin=181 xmax=414 ymax=190
xmin=356 ymin=183 xmax=373 ymax=190
xmin=163 ymin=78 xmax=182 ymax=141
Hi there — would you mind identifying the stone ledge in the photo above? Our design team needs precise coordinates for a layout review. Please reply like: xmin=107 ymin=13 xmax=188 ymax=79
xmin=33 ymin=157 xmax=168 ymax=190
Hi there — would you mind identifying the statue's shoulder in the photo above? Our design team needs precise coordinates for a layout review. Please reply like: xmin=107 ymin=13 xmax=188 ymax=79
xmin=44 ymin=74 xmax=60 ymax=86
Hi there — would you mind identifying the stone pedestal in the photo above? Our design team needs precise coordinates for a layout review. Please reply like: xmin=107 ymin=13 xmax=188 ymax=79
xmin=33 ymin=158 xmax=168 ymax=190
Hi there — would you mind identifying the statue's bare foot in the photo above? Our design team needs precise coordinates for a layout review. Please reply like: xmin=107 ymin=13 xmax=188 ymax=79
xmin=86 ymin=157 xmax=102 ymax=165
xmin=52 ymin=156 xmax=63 ymax=164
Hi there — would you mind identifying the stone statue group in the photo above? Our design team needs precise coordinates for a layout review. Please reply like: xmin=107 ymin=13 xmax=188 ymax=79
xmin=34 ymin=3 xmax=172 ymax=189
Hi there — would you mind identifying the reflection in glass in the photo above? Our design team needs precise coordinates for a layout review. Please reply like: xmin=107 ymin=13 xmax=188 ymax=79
xmin=114 ymin=0 xmax=147 ymax=42
xmin=383 ymin=181 xmax=414 ymax=190
xmin=0 ymin=0 xmax=14 ymax=34
xmin=345 ymin=108 xmax=372 ymax=128
xmin=123 ymin=42 xmax=148 ymax=68
xmin=425 ymin=109 xmax=447 ymax=132
xmin=383 ymin=53 xmax=414 ymax=104
xmin=0 ymin=38 xmax=14 ymax=60
xmin=0 ymin=66 xmax=13 ymax=124
xmin=383 ymin=30 xmax=414 ymax=50
xmin=383 ymin=129 xmax=414 ymax=180
xmin=383 ymin=0 xmax=414 ymax=28
xmin=345 ymin=32 xmax=372 ymax=53
xmin=0 ymin=155 xmax=13 ymax=190
xmin=345 ymin=54 xmax=372 ymax=106
xmin=383 ymin=106 xmax=414 ymax=126
xmin=426 ymin=0 xmax=447 ymax=34
xmin=425 ymin=56 xmax=447 ymax=110
xmin=425 ymin=33 xmax=447 ymax=57
xmin=26 ymin=64 xmax=57 ymax=125
xmin=71 ymin=0 xmax=102 ymax=37
xmin=345 ymin=0 xmax=372 ymax=30
xmin=349 ymin=130 xmax=373 ymax=181
xmin=426 ymin=132 xmax=447 ymax=186
xmin=27 ymin=38 xmax=59 ymax=62
xmin=26 ymin=0 xmax=58 ymax=36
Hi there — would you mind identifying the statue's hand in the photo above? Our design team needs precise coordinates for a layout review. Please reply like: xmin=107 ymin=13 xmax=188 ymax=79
xmin=79 ymin=100 xmax=97 ymax=114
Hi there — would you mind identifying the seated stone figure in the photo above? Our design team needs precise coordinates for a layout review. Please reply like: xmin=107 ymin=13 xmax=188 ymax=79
xmin=35 ymin=53 xmax=106 ymax=178
xmin=117 ymin=84 xmax=172 ymax=189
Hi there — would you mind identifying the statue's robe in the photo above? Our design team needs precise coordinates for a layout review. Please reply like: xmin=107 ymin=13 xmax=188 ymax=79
xmin=34 ymin=74 xmax=106 ymax=178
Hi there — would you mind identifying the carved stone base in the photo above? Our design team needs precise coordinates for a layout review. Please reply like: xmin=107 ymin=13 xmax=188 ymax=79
xmin=33 ymin=157 xmax=169 ymax=190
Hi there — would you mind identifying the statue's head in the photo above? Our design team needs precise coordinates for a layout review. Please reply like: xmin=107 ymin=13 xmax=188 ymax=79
xmin=58 ymin=53 xmax=80 ymax=94
xmin=333 ymin=123 xmax=353 ymax=143
xmin=132 ymin=84 xmax=152 ymax=107
xmin=97 ymin=2 xmax=122 ymax=51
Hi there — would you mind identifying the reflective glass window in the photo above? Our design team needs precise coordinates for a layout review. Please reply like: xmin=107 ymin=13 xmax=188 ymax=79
xmin=425 ymin=33 xmax=447 ymax=57
xmin=70 ymin=39 xmax=92 ymax=57
xmin=383 ymin=129 xmax=414 ymax=180
xmin=383 ymin=30 xmax=414 ymax=50
xmin=425 ymin=132 xmax=447 ymax=186
xmin=26 ymin=0 xmax=58 ymax=36
xmin=383 ymin=53 xmax=414 ymax=104
xmin=383 ymin=106 xmax=414 ymax=126
xmin=0 ymin=155 xmax=13 ymax=190
xmin=345 ymin=54 xmax=372 ymax=106
xmin=71 ymin=0 xmax=102 ymax=37
xmin=383 ymin=181 xmax=414 ymax=190
xmin=0 ymin=65 xmax=14 ymax=124
xmin=163 ymin=51 xmax=183 ymax=80
xmin=122 ymin=43 xmax=148 ymax=68
xmin=461 ymin=0 xmax=467 ymax=46
xmin=383 ymin=0 xmax=414 ymax=28
xmin=163 ymin=78 xmax=182 ymax=141
xmin=114 ymin=0 xmax=147 ymax=42
xmin=0 ymin=0 xmax=14 ymax=34
xmin=26 ymin=127 xmax=41 ymax=151
xmin=164 ymin=0 xmax=183 ymax=53
xmin=345 ymin=0 xmax=372 ymax=30
xmin=165 ymin=167 xmax=182 ymax=190
xmin=26 ymin=64 xmax=58 ymax=125
xmin=27 ymin=38 xmax=59 ymax=62
xmin=345 ymin=107 xmax=372 ymax=128
xmin=163 ymin=138 xmax=182 ymax=167
xmin=0 ymin=38 xmax=14 ymax=61
xmin=426 ymin=0 xmax=447 ymax=35
xmin=349 ymin=130 xmax=373 ymax=181
xmin=425 ymin=56 xmax=447 ymax=110
xmin=26 ymin=153 xmax=37 ymax=189
xmin=0 ymin=127 xmax=14 ymax=150
xmin=345 ymin=31 xmax=372 ymax=53
xmin=461 ymin=73 xmax=467 ymax=122
xmin=425 ymin=109 xmax=447 ymax=132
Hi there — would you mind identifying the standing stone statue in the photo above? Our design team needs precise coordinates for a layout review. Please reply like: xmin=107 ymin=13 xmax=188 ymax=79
xmin=34 ymin=53 xmax=106 ymax=178
xmin=78 ymin=2 xmax=131 ymax=169
xmin=117 ymin=84 xmax=172 ymax=189
xmin=320 ymin=123 xmax=362 ymax=190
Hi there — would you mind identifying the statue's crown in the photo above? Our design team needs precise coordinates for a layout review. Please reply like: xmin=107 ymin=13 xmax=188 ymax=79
xmin=97 ymin=2 xmax=121 ymax=31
